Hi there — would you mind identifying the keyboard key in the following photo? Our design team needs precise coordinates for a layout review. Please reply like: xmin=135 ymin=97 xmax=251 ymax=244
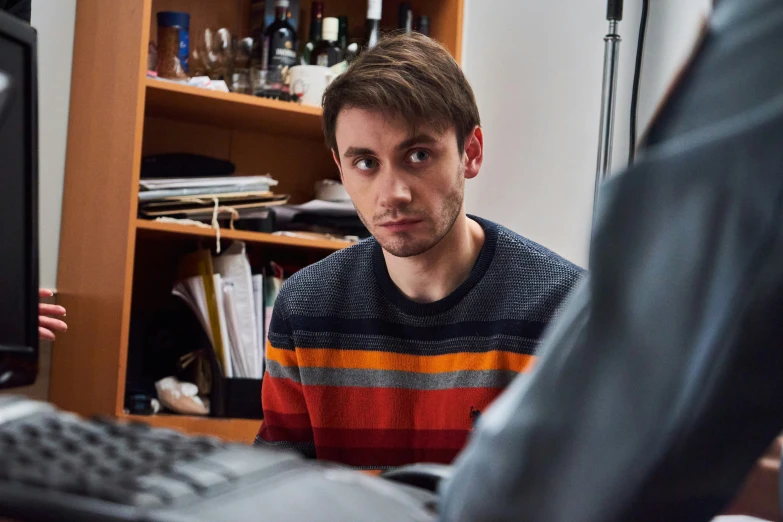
xmin=198 ymin=446 xmax=301 ymax=480
xmin=132 ymin=474 xmax=198 ymax=504
xmin=98 ymin=486 xmax=165 ymax=508
xmin=169 ymin=462 xmax=229 ymax=492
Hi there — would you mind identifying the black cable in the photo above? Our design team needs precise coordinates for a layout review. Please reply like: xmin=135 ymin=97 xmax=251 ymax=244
xmin=629 ymin=0 xmax=649 ymax=165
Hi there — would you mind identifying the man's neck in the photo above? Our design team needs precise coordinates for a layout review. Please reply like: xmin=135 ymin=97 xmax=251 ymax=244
xmin=383 ymin=214 xmax=486 ymax=304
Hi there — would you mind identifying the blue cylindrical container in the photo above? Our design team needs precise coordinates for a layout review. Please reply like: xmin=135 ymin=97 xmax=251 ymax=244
xmin=157 ymin=11 xmax=190 ymax=73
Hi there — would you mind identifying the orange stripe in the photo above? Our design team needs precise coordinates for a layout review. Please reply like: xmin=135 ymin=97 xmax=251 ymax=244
xmin=266 ymin=343 xmax=298 ymax=366
xmin=294 ymin=348 xmax=535 ymax=374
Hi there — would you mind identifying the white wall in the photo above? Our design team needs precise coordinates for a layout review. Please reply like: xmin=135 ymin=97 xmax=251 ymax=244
xmin=462 ymin=0 xmax=711 ymax=266
xmin=31 ymin=0 xmax=77 ymax=289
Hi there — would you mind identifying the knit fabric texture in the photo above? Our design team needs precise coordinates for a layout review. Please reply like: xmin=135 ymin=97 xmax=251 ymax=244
xmin=255 ymin=216 xmax=584 ymax=468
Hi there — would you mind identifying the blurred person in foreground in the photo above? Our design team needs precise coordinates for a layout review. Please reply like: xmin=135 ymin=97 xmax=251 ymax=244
xmin=440 ymin=0 xmax=783 ymax=520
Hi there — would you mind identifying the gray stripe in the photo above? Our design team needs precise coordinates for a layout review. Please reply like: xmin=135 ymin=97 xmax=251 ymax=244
xmin=296 ymin=367 xmax=520 ymax=390
xmin=267 ymin=359 xmax=521 ymax=390
xmin=292 ymin=332 xmax=539 ymax=355
xmin=266 ymin=359 xmax=302 ymax=383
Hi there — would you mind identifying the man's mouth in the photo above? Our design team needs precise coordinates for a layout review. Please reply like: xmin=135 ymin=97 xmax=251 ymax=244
xmin=377 ymin=218 xmax=423 ymax=233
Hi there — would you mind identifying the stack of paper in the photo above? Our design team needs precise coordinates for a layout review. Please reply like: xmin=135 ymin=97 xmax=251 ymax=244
xmin=139 ymin=175 xmax=289 ymax=220
xmin=273 ymin=199 xmax=369 ymax=240
xmin=172 ymin=251 xmax=230 ymax=376
xmin=212 ymin=242 xmax=264 ymax=379
xmin=171 ymin=244 xmax=293 ymax=381
xmin=252 ymin=275 xmax=265 ymax=377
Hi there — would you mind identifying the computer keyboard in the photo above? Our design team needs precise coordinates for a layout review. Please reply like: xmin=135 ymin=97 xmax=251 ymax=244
xmin=0 ymin=397 xmax=437 ymax=522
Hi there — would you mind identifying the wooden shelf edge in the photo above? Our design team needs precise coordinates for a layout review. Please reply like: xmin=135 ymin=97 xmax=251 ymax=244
xmin=136 ymin=219 xmax=354 ymax=251
xmin=144 ymin=78 xmax=325 ymax=138
xmin=120 ymin=413 xmax=261 ymax=443
xmin=145 ymin=78 xmax=322 ymax=117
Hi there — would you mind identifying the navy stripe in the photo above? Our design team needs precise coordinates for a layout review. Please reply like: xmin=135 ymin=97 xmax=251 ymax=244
xmin=288 ymin=316 xmax=547 ymax=343
xmin=293 ymin=332 xmax=539 ymax=356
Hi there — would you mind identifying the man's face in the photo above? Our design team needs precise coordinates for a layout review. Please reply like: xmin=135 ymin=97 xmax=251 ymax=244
xmin=333 ymin=108 xmax=476 ymax=258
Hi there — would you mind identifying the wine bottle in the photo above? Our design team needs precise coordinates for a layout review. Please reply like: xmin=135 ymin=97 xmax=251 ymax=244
xmin=415 ymin=15 xmax=430 ymax=37
xmin=398 ymin=3 xmax=412 ymax=34
xmin=301 ymin=2 xmax=324 ymax=65
xmin=365 ymin=0 xmax=382 ymax=49
xmin=311 ymin=17 xmax=344 ymax=67
xmin=338 ymin=16 xmax=348 ymax=50
xmin=263 ymin=0 xmax=298 ymax=97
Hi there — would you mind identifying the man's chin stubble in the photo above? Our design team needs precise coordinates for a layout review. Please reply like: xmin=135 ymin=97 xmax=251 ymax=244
xmin=381 ymin=238 xmax=436 ymax=258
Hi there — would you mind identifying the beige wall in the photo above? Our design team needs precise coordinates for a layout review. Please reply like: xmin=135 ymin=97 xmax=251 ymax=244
xmin=32 ymin=0 xmax=77 ymax=290
xmin=461 ymin=0 xmax=711 ymax=266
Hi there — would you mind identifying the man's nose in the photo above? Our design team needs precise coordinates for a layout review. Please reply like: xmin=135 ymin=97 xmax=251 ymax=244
xmin=377 ymin=168 xmax=413 ymax=208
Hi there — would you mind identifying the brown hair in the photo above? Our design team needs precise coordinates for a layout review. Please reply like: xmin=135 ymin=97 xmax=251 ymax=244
xmin=322 ymin=32 xmax=480 ymax=154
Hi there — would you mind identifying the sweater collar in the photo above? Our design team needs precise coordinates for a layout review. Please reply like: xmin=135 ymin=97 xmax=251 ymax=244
xmin=372 ymin=215 xmax=498 ymax=316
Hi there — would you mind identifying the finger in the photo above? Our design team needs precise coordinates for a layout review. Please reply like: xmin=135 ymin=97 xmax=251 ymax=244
xmin=39 ymin=316 xmax=67 ymax=333
xmin=39 ymin=303 xmax=66 ymax=316
xmin=38 ymin=327 xmax=56 ymax=341
xmin=38 ymin=289 xmax=54 ymax=298
xmin=763 ymin=437 xmax=783 ymax=459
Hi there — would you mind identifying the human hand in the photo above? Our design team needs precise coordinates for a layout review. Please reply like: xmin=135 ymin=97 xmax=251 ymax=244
xmin=38 ymin=289 xmax=67 ymax=341
xmin=723 ymin=436 xmax=782 ymax=521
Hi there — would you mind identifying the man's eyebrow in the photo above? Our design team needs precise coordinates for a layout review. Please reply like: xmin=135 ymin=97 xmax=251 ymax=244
xmin=343 ymin=146 xmax=375 ymax=158
xmin=396 ymin=134 xmax=439 ymax=151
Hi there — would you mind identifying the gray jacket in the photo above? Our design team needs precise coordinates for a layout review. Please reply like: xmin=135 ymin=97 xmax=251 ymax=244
xmin=440 ymin=0 xmax=783 ymax=520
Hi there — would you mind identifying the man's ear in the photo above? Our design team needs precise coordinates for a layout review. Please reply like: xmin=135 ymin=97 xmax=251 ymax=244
xmin=332 ymin=148 xmax=344 ymax=181
xmin=463 ymin=126 xmax=484 ymax=180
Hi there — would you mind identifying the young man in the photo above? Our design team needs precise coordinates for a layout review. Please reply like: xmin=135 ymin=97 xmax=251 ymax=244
xmin=255 ymin=33 xmax=583 ymax=468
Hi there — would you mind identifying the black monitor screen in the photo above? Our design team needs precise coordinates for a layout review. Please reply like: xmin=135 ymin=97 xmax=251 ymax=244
xmin=0 ymin=11 xmax=38 ymax=388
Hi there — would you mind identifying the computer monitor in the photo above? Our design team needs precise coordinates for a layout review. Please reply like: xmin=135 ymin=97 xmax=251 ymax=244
xmin=0 ymin=10 xmax=38 ymax=389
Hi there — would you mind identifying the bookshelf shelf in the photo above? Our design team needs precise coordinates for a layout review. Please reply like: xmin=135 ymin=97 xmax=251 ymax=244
xmin=136 ymin=219 xmax=354 ymax=251
xmin=121 ymin=413 xmax=260 ymax=443
xmin=52 ymin=0 xmax=465 ymax=440
xmin=145 ymin=79 xmax=324 ymax=139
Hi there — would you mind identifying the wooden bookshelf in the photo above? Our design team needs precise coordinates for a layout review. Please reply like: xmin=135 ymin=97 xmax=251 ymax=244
xmin=52 ymin=0 xmax=465 ymax=440
xmin=136 ymin=219 xmax=355 ymax=251
xmin=145 ymin=79 xmax=324 ymax=138
xmin=121 ymin=413 xmax=260 ymax=443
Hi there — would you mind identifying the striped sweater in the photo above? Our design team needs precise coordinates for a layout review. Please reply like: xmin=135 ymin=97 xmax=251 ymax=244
xmin=255 ymin=217 xmax=583 ymax=468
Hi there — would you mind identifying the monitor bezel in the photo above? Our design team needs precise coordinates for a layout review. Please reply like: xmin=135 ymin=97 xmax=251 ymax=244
xmin=0 ymin=10 xmax=38 ymax=388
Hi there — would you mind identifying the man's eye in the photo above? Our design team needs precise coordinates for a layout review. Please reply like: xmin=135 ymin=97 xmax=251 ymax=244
xmin=408 ymin=150 xmax=431 ymax=163
xmin=355 ymin=158 xmax=379 ymax=171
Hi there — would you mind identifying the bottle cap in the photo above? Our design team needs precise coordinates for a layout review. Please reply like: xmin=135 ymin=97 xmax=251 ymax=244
xmin=322 ymin=17 xmax=339 ymax=42
xmin=276 ymin=0 xmax=290 ymax=8
xmin=157 ymin=11 xmax=190 ymax=29
xmin=367 ymin=0 xmax=382 ymax=21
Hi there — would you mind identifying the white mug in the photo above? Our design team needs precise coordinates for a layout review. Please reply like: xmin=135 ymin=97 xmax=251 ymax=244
xmin=289 ymin=65 xmax=336 ymax=108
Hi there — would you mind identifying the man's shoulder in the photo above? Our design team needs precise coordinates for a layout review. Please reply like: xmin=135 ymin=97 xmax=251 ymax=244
xmin=485 ymin=218 xmax=585 ymax=279
xmin=467 ymin=217 xmax=585 ymax=321
xmin=275 ymin=238 xmax=376 ymax=313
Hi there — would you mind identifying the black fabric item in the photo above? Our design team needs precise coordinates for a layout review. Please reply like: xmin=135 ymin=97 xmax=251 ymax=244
xmin=140 ymin=154 xmax=236 ymax=179
xmin=440 ymin=1 xmax=783 ymax=521
xmin=0 ymin=0 xmax=31 ymax=23
xmin=125 ymin=296 xmax=226 ymax=417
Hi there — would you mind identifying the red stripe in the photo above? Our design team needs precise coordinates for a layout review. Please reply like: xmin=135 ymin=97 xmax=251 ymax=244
xmin=317 ymin=446 xmax=462 ymax=466
xmin=312 ymin=427 xmax=469 ymax=449
xmin=258 ymin=412 xmax=313 ymax=442
xmin=262 ymin=411 xmax=312 ymax=430
xmin=303 ymin=385 xmax=503 ymax=430
xmin=262 ymin=374 xmax=309 ymax=415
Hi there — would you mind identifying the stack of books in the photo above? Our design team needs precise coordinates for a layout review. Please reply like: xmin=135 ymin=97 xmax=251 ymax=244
xmin=138 ymin=175 xmax=288 ymax=220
